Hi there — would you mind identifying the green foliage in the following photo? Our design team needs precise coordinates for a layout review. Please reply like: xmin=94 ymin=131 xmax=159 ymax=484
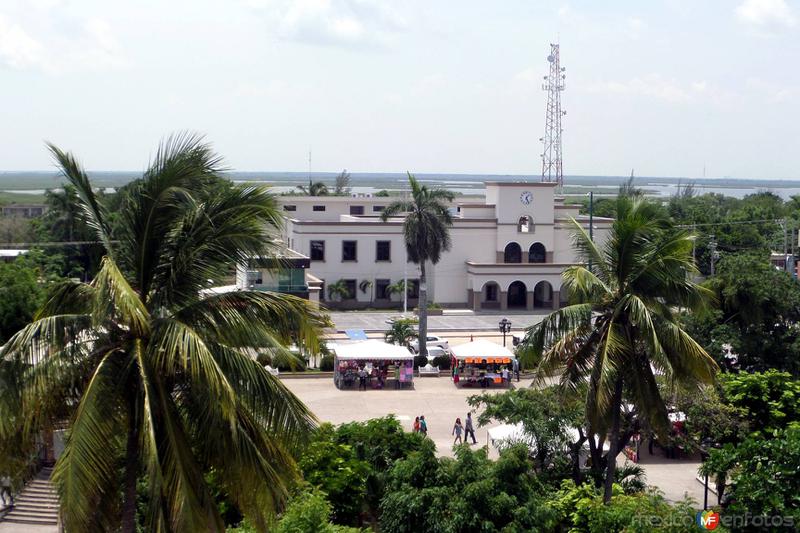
xmin=718 ymin=370 xmax=800 ymax=437
xmin=334 ymin=170 xmax=351 ymax=196
xmin=431 ymin=354 xmax=450 ymax=370
xmin=327 ymin=279 xmax=352 ymax=301
xmin=685 ymin=253 xmax=800 ymax=374
xmin=299 ymin=417 xmax=425 ymax=526
xmin=297 ymin=181 xmax=329 ymax=196
xmin=522 ymin=195 xmax=716 ymax=501
xmin=550 ymin=480 xmax=697 ymax=533
xmin=374 ymin=190 xmax=390 ymax=197
xmin=380 ymin=443 xmax=557 ymax=533
xmin=0 ymin=260 xmax=44 ymax=343
xmin=701 ymin=427 xmax=800 ymax=522
xmin=0 ymin=135 xmax=329 ymax=531
xmin=320 ymin=353 xmax=335 ymax=371
xmin=384 ymin=318 xmax=417 ymax=347
xmin=274 ymin=488 xmax=364 ymax=533
xmin=468 ymin=386 xmax=585 ymax=474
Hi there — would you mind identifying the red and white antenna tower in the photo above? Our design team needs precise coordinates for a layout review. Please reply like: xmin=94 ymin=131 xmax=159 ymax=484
xmin=540 ymin=43 xmax=566 ymax=190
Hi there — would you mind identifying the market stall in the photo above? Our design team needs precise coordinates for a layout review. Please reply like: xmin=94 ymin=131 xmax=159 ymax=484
xmin=333 ymin=340 xmax=415 ymax=390
xmin=451 ymin=340 xmax=515 ymax=388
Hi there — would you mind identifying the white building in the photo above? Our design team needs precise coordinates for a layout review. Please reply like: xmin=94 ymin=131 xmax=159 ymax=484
xmin=238 ymin=182 xmax=612 ymax=311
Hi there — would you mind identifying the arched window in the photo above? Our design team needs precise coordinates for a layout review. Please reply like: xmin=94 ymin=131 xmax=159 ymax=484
xmin=529 ymin=242 xmax=546 ymax=263
xmin=517 ymin=215 xmax=534 ymax=233
xmin=504 ymin=242 xmax=522 ymax=263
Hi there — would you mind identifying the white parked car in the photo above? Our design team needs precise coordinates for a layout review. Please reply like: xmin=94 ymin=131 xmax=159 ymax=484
xmin=410 ymin=335 xmax=450 ymax=353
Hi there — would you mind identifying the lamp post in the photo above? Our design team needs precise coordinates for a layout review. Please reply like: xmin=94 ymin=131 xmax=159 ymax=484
xmin=498 ymin=318 xmax=512 ymax=347
xmin=700 ymin=437 xmax=712 ymax=510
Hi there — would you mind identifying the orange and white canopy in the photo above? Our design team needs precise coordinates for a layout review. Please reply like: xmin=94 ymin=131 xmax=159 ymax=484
xmin=451 ymin=339 xmax=515 ymax=364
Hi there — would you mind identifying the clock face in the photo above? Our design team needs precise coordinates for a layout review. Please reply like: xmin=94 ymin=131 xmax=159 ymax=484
xmin=520 ymin=191 xmax=533 ymax=205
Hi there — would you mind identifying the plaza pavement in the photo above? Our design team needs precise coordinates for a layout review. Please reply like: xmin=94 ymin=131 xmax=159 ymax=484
xmin=327 ymin=310 xmax=547 ymax=334
xmin=283 ymin=376 xmax=706 ymax=505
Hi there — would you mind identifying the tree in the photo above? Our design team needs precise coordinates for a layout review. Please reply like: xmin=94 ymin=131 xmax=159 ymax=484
xmin=522 ymin=196 xmax=717 ymax=502
xmin=0 ymin=135 xmax=329 ymax=532
xmin=327 ymin=279 xmax=351 ymax=302
xmin=334 ymin=169 xmax=351 ymax=196
xmin=380 ymin=173 xmax=454 ymax=358
xmin=0 ymin=260 xmax=44 ymax=344
xmin=684 ymin=253 xmax=800 ymax=374
xmin=297 ymin=180 xmax=329 ymax=196
xmin=384 ymin=318 xmax=417 ymax=348
xmin=384 ymin=280 xmax=407 ymax=302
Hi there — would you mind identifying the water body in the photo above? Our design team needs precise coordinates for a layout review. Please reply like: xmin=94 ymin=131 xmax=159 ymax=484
xmin=2 ymin=172 xmax=800 ymax=200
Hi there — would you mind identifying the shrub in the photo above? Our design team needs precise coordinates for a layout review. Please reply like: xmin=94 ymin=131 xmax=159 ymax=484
xmin=431 ymin=354 xmax=450 ymax=370
xmin=320 ymin=354 xmax=335 ymax=371
xmin=275 ymin=488 xmax=364 ymax=533
xmin=413 ymin=354 xmax=427 ymax=369
xmin=255 ymin=352 xmax=272 ymax=367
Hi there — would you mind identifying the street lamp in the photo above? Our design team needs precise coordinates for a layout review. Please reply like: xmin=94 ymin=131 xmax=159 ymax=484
xmin=498 ymin=318 xmax=512 ymax=347
xmin=700 ymin=437 xmax=713 ymax=510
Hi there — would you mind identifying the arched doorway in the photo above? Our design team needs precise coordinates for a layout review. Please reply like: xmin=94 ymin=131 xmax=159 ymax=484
xmin=482 ymin=281 xmax=500 ymax=309
xmin=504 ymin=242 xmax=522 ymax=263
xmin=534 ymin=281 xmax=553 ymax=309
xmin=529 ymin=242 xmax=546 ymax=263
xmin=507 ymin=281 xmax=527 ymax=308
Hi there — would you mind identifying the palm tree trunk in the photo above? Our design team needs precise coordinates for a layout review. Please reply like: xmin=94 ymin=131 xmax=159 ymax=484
xmin=418 ymin=262 xmax=427 ymax=359
xmin=121 ymin=415 xmax=139 ymax=533
xmin=603 ymin=376 xmax=624 ymax=503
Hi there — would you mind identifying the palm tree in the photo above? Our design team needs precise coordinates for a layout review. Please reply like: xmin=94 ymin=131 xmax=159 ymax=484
xmin=522 ymin=195 xmax=717 ymax=503
xmin=297 ymin=180 xmax=329 ymax=196
xmin=385 ymin=280 xmax=407 ymax=302
xmin=384 ymin=318 xmax=417 ymax=348
xmin=380 ymin=173 xmax=454 ymax=358
xmin=334 ymin=169 xmax=351 ymax=195
xmin=0 ymin=134 xmax=329 ymax=531
xmin=327 ymin=279 xmax=351 ymax=301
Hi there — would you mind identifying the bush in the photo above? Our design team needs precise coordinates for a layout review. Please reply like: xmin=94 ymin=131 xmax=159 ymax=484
xmin=255 ymin=352 xmax=272 ymax=367
xmin=275 ymin=488 xmax=364 ymax=533
xmin=413 ymin=354 xmax=427 ymax=369
xmin=431 ymin=354 xmax=450 ymax=370
xmin=320 ymin=354 xmax=335 ymax=371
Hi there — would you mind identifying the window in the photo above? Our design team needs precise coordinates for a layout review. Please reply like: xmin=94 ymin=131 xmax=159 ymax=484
xmin=485 ymin=283 xmax=498 ymax=302
xmin=375 ymin=279 xmax=390 ymax=300
xmin=283 ymin=205 xmax=296 ymax=212
xmin=407 ymin=279 xmax=420 ymax=298
xmin=376 ymin=241 xmax=391 ymax=261
xmin=310 ymin=240 xmax=325 ymax=261
xmin=342 ymin=240 xmax=357 ymax=261
xmin=529 ymin=242 xmax=546 ymax=263
xmin=350 ymin=205 xmax=365 ymax=215
xmin=246 ymin=270 xmax=263 ymax=286
xmin=518 ymin=215 xmax=533 ymax=233
xmin=313 ymin=205 xmax=326 ymax=212
xmin=372 ymin=205 xmax=385 ymax=213
xmin=504 ymin=242 xmax=522 ymax=263
xmin=344 ymin=279 xmax=357 ymax=300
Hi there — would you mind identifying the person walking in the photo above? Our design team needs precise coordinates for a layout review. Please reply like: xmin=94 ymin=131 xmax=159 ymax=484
xmin=412 ymin=416 xmax=420 ymax=433
xmin=452 ymin=418 xmax=464 ymax=445
xmin=512 ymin=357 xmax=520 ymax=382
xmin=1 ymin=475 xmax=13 ymax=508
xmin=419 ymin=415 xmax=428 ymax=436
xmin=358 ymin=367 xmax=367 ymax=391
xmin=464 ymin=412 xmax=477 ymax=444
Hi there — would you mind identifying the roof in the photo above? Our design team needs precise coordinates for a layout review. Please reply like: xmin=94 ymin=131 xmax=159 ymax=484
xmin=451 ymin=339 xmax=515 ymax=360
xmin=334 ymin=339 xmax=414 ymax=360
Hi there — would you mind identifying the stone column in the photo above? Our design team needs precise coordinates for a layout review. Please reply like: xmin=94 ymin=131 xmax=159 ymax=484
xmin=546 ymin=251 xmax=554 ymax=263
xmin=470 ymin=289 xmax=482 ymax=311
xmin=500 ymin=291 xmax=508 ymax=310
xmin=526 ymin=291 xmax=534 ymax=310
xmin=552 ymin=290 xmax=560 ymax=309
xmin=496 ymin=251 xmax=505 ymax=263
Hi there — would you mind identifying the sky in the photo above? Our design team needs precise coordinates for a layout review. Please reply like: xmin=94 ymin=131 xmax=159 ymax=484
xmin=0 ymin=0 xmax=798 ymax=179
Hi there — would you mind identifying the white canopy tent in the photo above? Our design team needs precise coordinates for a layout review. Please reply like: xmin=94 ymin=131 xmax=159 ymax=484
xmin=333 ymin=340 xmax=414 ymax=361
xmin=451 ymin=339 xmax=515 ymax=361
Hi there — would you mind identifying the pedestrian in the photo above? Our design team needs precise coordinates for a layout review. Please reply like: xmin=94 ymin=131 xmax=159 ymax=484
xmin=512 ymin=357 xmax=520 ymax=382
xmin=1 ymin=475 xmax=12 ymax=507
xmin=464 ymin=412 xmax=477 ymax=444
xmin=452 ymin=417 xmax=463 ymax=445
xmin=394 ymin=365 xmax=401 ymax=389
xmin=413 ymin=416 xmax=420 ymax=433
xmin=358 ymin=366 xmax=367 ymax=391
xmin=419 ymin=415 xmax=428 ymax=436
xmin=501 ymin=366 xmax=509 ymax=384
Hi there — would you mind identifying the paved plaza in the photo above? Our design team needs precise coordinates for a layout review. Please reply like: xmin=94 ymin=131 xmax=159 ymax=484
xmin=327 ymin=310 xmax=547 ymax=334
xmin=284 ymin=376 xmax=705 ymax=505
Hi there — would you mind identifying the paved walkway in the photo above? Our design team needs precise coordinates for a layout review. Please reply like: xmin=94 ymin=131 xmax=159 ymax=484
xmin=284 ymin=376 xmax=705 ymax=504
xmin=0 ymin=523 xmax=57 ymax=533
xmin=327 ymin=310 xmax=548 ymax=333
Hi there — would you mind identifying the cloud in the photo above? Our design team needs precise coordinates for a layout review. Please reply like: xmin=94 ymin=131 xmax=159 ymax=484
xmin=0 ymin=11 xmax=125 ymax=73
xmin=248 ymin=0 xmax=407 ymax=48
xmin=735 ymin=0 xmax=796 ymax=29
xmin=626 ymin=17 xmax=646 ymax=40
xmin=588 ymin=75 xmax=694 ymax=103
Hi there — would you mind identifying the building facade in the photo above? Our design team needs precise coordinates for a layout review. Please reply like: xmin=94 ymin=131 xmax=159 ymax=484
xmin=242 ymin=182 xmax=611 ymax=311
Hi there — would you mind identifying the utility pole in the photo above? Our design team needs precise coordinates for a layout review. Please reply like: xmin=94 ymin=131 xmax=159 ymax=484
xmin=588 ymin=191 xmax=594 ymax=271
xmin=403 ymin=178 xmax=408 ymax=316
xmin=540 ymin=43 xmax=566 ymax=191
